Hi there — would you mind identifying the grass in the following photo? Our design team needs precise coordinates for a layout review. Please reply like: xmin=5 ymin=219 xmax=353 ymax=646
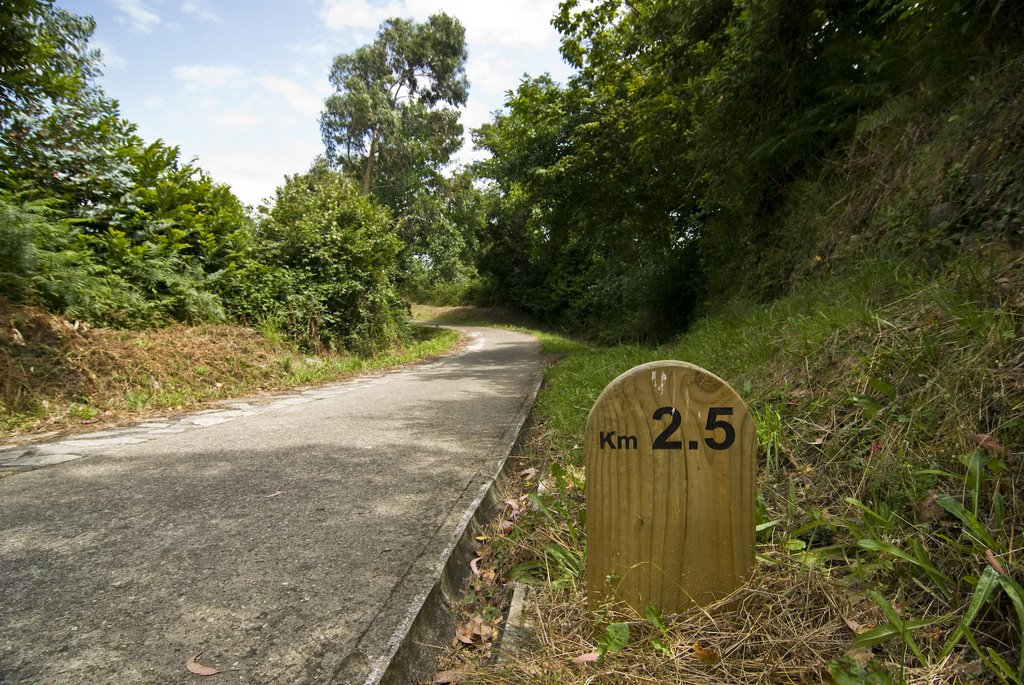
xmin=0 ymin=302 xmax=461 ymax=439
xmin=434 ymin=248 xmax=1024 ymax=684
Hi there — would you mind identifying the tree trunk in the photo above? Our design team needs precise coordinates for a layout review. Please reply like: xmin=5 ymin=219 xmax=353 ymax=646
xmin=362 ymin=132 xmax=377 ymax=195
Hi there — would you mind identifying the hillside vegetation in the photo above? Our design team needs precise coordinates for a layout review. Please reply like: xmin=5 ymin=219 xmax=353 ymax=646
xmin=430 ymin=2 xmax=1024 ymax=683
xmin=441 ymin=113 xmax=1023 ymax=682
xmin=472 ymin=0 xmax=1023 ymax=342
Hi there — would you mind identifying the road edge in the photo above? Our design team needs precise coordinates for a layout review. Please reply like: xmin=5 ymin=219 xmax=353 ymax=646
xmin=366 ymin=355 xmax=546 ymax=685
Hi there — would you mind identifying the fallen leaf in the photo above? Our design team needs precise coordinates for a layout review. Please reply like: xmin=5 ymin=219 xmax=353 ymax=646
xmin=503 ymin=499 xmax=521 ymax=517
xmin=186 ymin=653 xmax=220 ymax=676
xmin=434 ymin=667 xmax=475 ymax=683
xmin=264 ymin=491 xmax=282 ymax=498
xmin=481 ymin=568 xmax=497 ymax=585
xmin=986 ymin=549 xmax=1007 ymax=575
xmin=474 ymin=535 xmax=490 ymax=542
xmin=520 ymin=467 xmax=538 ymax=479
xmin=843 ymin=617 xmax=872 ymax=635
xmin=974 ymin=433 xmax=1007 ymax=456
xmin=470 ymin=615 xmax=500 ymax=642
xmin=454 ymin=623 xmax=475 ymax=645
xmin=470 ymin=557 xmax=482 ymax=576
xmin=692 ymin=643 xmax=719 ymax=664
xmin=809 ymin=436 xmax=828 ymax=445
xmin=845 ymin=647 xmax=873 ymax=669
xmin=498 ymin=520 xmax=515 ymax=533
xmin=572 ymin=652 xmax=599 ymax=664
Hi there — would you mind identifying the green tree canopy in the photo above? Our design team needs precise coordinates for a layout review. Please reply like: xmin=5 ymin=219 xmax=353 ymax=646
xmin=0 ymin=0 xmax=100 ymax=124
xmin=471 ymin=0 xmax=1024 ymax=340
xmin=320 ymin=13 xmax=469 ymax=211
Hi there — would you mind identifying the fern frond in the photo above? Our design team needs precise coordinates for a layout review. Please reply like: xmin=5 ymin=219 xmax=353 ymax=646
xmin=855 ymin=94 xmax=921 ymax=137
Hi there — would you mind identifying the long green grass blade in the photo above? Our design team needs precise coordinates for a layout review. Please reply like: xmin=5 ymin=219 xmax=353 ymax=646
xmin=937 ymin=494 xmax=999 ymax=550
xmin=940 ymin=566 xmax=999 ymax=659
xmin=996 ymin=575 xmax=1024 ymax=672
xmin=857 ymin=538 xmax=952 ymax=598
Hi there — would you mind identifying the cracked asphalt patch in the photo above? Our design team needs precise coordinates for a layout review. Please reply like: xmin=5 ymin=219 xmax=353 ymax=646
xmin=0 ymin=327 xmax=543 ymax=684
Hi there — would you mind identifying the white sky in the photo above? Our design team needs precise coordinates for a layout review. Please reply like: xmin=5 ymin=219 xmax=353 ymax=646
xmin=60 ymin=0 xmax=575 ymax=206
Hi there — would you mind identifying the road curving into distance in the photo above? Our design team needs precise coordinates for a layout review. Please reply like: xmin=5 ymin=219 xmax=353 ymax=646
xmin=0 ymin=325 xmax=544 ymax=684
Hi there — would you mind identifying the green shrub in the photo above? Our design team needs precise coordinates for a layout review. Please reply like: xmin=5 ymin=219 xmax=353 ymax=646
xmin=252 ymin=160 xmax=410 ymax=353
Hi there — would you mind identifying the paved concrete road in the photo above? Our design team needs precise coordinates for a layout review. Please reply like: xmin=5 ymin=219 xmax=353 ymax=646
xmin=0 ymin=326 xmax=543 ymax=685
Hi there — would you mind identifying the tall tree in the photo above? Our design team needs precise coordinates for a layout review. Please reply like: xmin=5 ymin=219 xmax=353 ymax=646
xmin=320 ymin=13 xmax=469 ymax=211
xmin=0 ymin=0 xmax=99 ymax=125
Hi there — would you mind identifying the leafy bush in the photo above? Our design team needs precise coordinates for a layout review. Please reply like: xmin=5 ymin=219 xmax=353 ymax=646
xmin=252 ymin=160 xmax=410 ymax=354
xmin=0 ymin=190 xmax=153 ymax=325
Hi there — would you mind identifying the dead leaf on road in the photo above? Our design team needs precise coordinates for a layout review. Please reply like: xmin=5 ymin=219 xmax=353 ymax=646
xmin=185 ymin=653 xmax=220 ymax=676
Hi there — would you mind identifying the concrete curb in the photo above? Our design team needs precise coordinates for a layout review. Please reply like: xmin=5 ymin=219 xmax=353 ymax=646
xmin=365 ymin=359 xmax=545 ymax=685
xmin=496 ymin=581 xmax=536 ymax=663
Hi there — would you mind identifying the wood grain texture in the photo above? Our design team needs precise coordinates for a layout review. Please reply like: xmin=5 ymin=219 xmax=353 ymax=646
xmin=585 ymin=361 xmax=756 ymax=613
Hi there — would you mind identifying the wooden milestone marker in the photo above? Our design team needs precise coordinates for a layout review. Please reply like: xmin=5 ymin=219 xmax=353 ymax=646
xmin=585 ymin=360 xmax=755 ymax=613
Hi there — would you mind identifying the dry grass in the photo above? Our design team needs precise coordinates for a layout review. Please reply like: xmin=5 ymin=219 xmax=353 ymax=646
xmin=480 ymin=567 xmax=872 ymax=685
xmin=1 ymin=298 xmax=290 ymax=435
xmin=1 ymin=299 xmax=460 ymax=439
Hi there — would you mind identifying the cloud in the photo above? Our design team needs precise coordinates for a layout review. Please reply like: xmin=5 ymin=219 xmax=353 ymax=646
xmin=143 ymin=94 xmax=165 ymax=109
xmin=197 ymin=139 xmax=324 ymax=206
xmin=181 ymin=0 xmax=222 ymax=24
xmin=262 ymin=75 xmax=327 ymax=117
xmin=93 ymin=40 xmax=127 ymax=69
xmin=465 ymin=50 xmax=518 ymax=97
xmin=322 ymin=0 xmax=562 ymax=50
xmin=110 ymin=0 xmax=161 ymax=33
xmin=289 ymin=41 xmax=335 ymax=61
xmin=173 ymin=64 xmax=250 ymax=92
xmin=322 ymin=0 xmax=404 ymax=30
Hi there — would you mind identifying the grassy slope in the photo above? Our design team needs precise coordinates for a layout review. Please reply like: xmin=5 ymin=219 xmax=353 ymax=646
xmin=432 ymin=252 xmax=1021 ymax=684
xmin=0 ymin=301 xmax=460 ymax=439
xmin=436 ymin=60 xmax=1024 ymax=685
